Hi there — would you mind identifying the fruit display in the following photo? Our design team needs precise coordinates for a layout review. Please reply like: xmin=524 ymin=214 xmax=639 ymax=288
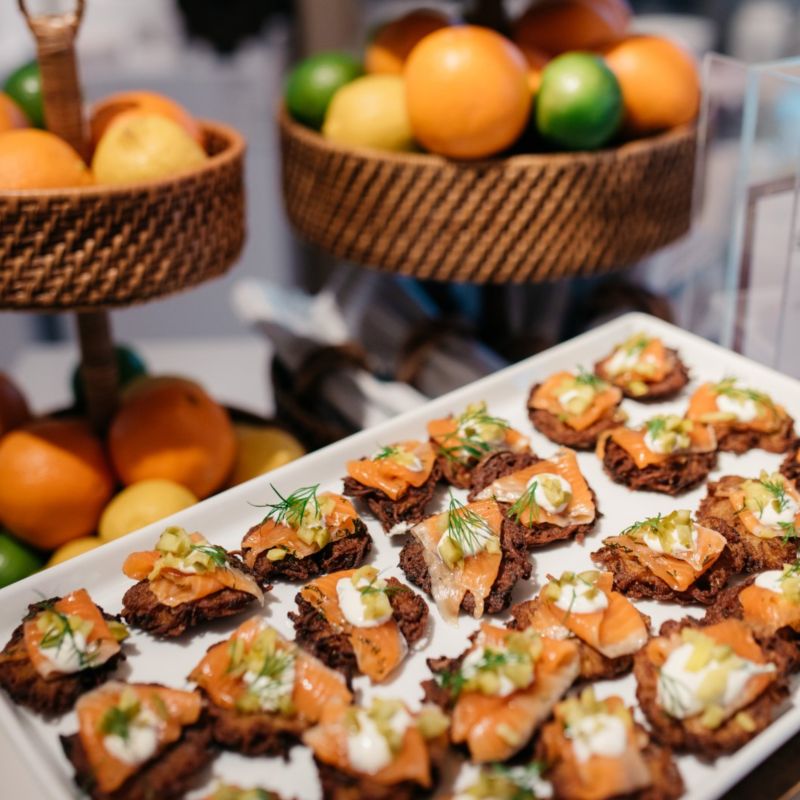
xmin=0 ymin=366 xmax=306 ymax=583
xmin=0 ymin=61 xmax=214 ymax=189
xmin=284 ymin=1 xmax=700 ymax=156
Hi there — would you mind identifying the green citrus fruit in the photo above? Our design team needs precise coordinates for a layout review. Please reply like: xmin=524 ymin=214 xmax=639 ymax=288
xmin=535 ymin=52 xmax=622 ymax=150
xmin=0 ymin=530 xmax=43 ymax=587
xmin=71 ymin=344 xmax=147 ymax=410
xmin=285 ymin=51 xmax=363 ymax=130
xmin=3 ymin=60 xmax=44 ymax=128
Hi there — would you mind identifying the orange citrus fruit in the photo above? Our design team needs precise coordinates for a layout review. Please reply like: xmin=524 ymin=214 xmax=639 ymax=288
xmin=89 ymin=90 xmax=202 ymax=151
xmin=0 ymin=419 xmax=115 ymax=550
xmin=513 ymin=0 xmax=630 ymax=55
xmin=108 ymin=376 xmax=236 ymax=499
xmin=0 ymin=373 xmax=31 ymax=436
xmin=602 ymin=35 xmax=700 ymax=134
xmin=0 ymin=92 xmax=29 ymax=132
xmin=365 ymin=9 xmax=449 ymax=74
xmin=0 ymin=129 xmax=91 ymax=190
xmin=405 ymin=26 xmax=531 ymax=159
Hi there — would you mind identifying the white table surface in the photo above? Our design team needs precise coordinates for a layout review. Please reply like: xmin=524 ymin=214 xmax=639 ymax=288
xmin=0 ymin=335 xmax=273 ymax=797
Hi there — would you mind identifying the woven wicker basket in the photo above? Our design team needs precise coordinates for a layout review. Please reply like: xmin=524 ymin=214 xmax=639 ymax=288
xmin=279 ymin=107 xmax=696 ymax=284
xmin=0 ymin=120 xmax=246 ymax=311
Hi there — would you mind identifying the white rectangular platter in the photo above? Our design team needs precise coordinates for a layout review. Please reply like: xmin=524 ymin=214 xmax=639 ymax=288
xmin=2 ymin=311 xmax=800 ymax=800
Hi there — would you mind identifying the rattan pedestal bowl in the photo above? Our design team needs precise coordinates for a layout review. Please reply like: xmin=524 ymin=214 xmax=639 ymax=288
xmin=279 ymin=107 xmax=695 ymax=284
xmin=0 ymin=120 xmax=246 ymax=311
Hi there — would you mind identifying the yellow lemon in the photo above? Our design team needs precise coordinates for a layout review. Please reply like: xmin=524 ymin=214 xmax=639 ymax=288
xmin=228 ymin=424 xmax=306 ymax=487
xmin=322 ymin=75 xmax=414 ymax=151
xmin=47 ymin=536 xmax=103 ymax=567
xmin=92 ymin=110 xmax=207 ymax=184
xmin=99 ymin=479 xmax=198 ymax=541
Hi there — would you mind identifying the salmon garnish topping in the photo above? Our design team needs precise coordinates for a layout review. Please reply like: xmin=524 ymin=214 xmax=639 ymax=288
xmin=597 ymin=334 xmax=671 ymax=395
xmin=347 ymin=441 xmax=436 ymax=500
xmin=687 ymin=379 xmax=785 ymax=434
xmin=530 ymin=371 xmax=623 ymax=432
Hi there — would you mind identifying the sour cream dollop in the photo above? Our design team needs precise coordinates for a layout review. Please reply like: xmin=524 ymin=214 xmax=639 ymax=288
xmin=346 ymin=707 xmax=411 ymax=775
xmin=529 ymin=473 xmax=572 ymax=514
xmin=102 ymin=707 xmax=161 ymax=766
xmin=336 ymin=576 xmax=393 ymax=628
xmin=566 ymin=713 xmax=628 ymax=762
xmin=716 ymin=393 xmax=758 ymax=422
xmin=553 ymin=578 xmax=609 ymax=615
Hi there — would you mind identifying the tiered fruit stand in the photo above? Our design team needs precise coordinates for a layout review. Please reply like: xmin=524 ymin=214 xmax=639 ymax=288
xmin=1 ymin=0 xmax=245 ymax=430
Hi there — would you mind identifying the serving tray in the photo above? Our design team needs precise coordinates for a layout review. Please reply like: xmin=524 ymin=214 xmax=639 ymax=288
xmin=2 ymin=312 xmax=799 ymax=800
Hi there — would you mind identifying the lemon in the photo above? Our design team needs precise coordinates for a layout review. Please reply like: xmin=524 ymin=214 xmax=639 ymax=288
xmin=47 ymin=537 xmax=103 ymax=567
xmin=228 ymin=424 xmax=306 ymax=487
xmin=92 ymin=111 xmax=207 ymax=184
xmin=99 ymin=479 xmax=198 ymax=541
xmin=322 ymin=75 xmax=414 ymax=152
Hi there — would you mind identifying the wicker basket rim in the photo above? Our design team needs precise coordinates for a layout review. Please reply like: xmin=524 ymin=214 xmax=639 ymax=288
xmin=0 ymin=118 xmax=246 ymax=199
xmin=278 ymin=103 xmax=695 ymax=167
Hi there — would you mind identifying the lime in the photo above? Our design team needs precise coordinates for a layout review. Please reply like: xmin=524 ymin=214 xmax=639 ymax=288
xmin=99 ymin=479 xmax=198 ymax=541
xmin=47 ymin=536 xmax=103 ymax=567
xmin=535 ymin=52 xmax=622 ymax=151
xmin=0 ymin=531 xmax=42 ymax=587
xmin=3 ymin=61 xmax=44 ymax=128
xmin=72 ymin=344 xmax=147 ymax=410
xmin=322 ymin=75 xmax=414 ymax=152
xmin=228 ymin=424 xmax=305 ymax=487
xmin=285 ymin=51 xmax=363 ymax=130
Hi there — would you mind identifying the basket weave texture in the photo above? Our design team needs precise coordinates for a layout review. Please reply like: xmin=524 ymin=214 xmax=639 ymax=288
xmin=279 ymin=107 xmax=695 ymax=284
xmin=0 ymin=121 xmax=246 ymax=311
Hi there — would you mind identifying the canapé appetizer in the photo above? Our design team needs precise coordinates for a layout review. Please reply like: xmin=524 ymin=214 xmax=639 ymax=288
xmin=592 ymin=511 xmax=742 ymax=605
xmin=697 ymin=473 xmax=799 ymax=572
xmin=399 ymin=497 xmax=531 ymax=622
xmin=0 ymin=589 xmax=128 ymax=714
xmin=686 ymin=378 xmax=793 ymax=454
xmin=242 ymin=486 xmax=371 ymax=582
xmin=122 ymin=527 xmax=262 ymax=637
xmin=528 ymin=370 xmax=625 ymax=450
xmin=290 ymin=566 xmax=428 ymax=685
xmin=597 ymin=415 xmax=716 ymax=495
xmin=537 ymin=688 xmax=684 ymax=800
xmin=189 ymin=619 xmax=351 ymax=756
xmin=60 ymin=681 xmax=212 ymax=800
xmin=343 ymin=440 xmax=440 ymax=534
xmin=470 ymin=447 xmax=598 ymax=547
xmin=509 ymin=570 xmax=649 ymax=680
xmin=303 ymin=698 xmax=449 ymax=800
xmin=428 ymin=402 xmax=531 ymax=489
xmin=423 ymin=623 xmax=579 ymax=763
xmin=634 ymin=619 xmax=791 ymax=756
xmin=595 ymin=333 xmax=689 ymax=401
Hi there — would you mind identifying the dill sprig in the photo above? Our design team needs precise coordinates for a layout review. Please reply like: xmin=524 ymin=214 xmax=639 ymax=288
xmin=621 ymin=514 xmax=663 ymax=537
xmin=37 ymin=606 xmax=97 ymax=669
xmin=714 ymin=377 xmax=772 ymax=407
xmin=489 ymin=762 xmax=548 ymax=800
xmin=357 ymin=578 xmax=407 ymax=598
xmin=434 ymin=648 xmax=520 ymax=700
xmin=778 ymin=521 xmax=798 ymax=544
xmin=190 ymin=544 xmax=228 ymax=567
xmin=257 ymin=649 xmax=293 ymax=681
xmin=784 ymin=559 xmax=800 ymax=577
xmin=645 ymin=416 xmax=667 ymax=437
xmin=374 ymin=444 xmax=401 ymax=461
xmin=760 ymin=476 xmax=790 ymax=513
xmin=509 ymin=480 xmax=540 ymax=525
xmin=574 ymin=367 xmax=605 ymax=389
xmin=439 ymin=404 xmax=510 ymax=464
xmin=100 ymin=700 xmax=140 ymax=742
xmin=256 ymin=484 xmax=320 ymax=528
xmin=445 ymin=492 xmax=496 ymax=554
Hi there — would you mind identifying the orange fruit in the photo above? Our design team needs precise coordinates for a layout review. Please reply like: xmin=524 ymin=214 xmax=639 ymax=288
xmin=0 ymin=129 xmax=91 ymax=190
xmin=89 ymin=90 xmax=202 ymax=151
xmin=0 ymin=92 xmax=29 ymax=132
xmin=519 ymin=43 xmax=550 ymax=93
xmin=602 ymin=35 xmax=700 ymax=134
xmin=108 ymin=376 xmax=236 ymax=499
xmin=0 ymin=373 xmax=31 ymax=436
xmin=365 ymin=9 xmax=449 ymax=74
xmin=405 ymin=26 xmax=531 ymax=159
xmin=513 ymin=0 xmax=630 ymax=55
xmin=0 ymin=419 xmax=115 ymax=550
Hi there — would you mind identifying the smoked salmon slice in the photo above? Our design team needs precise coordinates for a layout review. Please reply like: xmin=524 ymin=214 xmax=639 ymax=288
xmin=189 ymin=617 xmax=351 ymax=719
xmin=725 ymin=473 xmax=800 ymax=540
xmin=538 ymin=571 xmax=649 ymax=659
xmin=687 ymin=380 xmax=785 ymax=433
xmin=448 ymin=623 xmax=580 ymax=763
xmin=299 ymin=569 xmax=408 ymax=682
xmin=473 ymin=447 xmax=595 ymax=528
xmin=23 ymin=589 xmax=124 ymax=679
xmin=346 ymin=441 xmax=436 ymax=500
xmin=530 ymin=372 xmax=622 ymax=432
xmin=75 ymin=681 xmax=201 ymax=794
xmin=123 ymin=529 xmax=262 ymax=608
xmin=410 ymin=498 xmax=504 ymax=622
xmin=739 ymin=566 xmax=800 ymax=633
xmin=597 ymin=335 xmax=671 ymax=389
